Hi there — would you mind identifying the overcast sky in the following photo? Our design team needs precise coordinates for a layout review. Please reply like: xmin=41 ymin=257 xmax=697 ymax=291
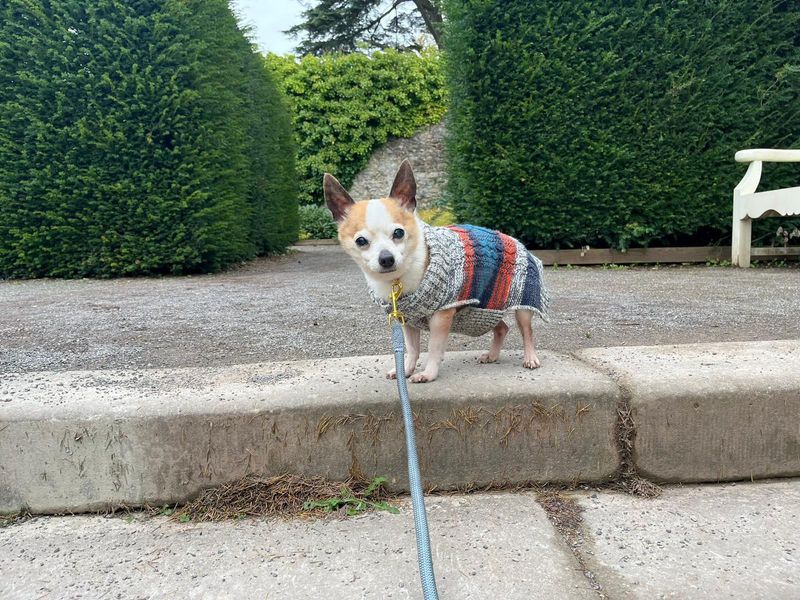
xmin=230 ymin=0 xmax=305 ymax=55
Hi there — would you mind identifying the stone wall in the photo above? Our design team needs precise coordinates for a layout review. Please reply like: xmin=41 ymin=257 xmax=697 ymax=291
xmin=348 ymin=122 xmax=446 ymax=209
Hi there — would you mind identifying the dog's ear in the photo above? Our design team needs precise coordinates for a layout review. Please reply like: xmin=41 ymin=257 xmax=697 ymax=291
xmin=323 ymin=173 xmax=355 ymax=223
xmin=389 ymin=159 xmax=416 ymax=212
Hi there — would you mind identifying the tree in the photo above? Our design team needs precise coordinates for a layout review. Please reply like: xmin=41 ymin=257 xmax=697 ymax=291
xmin=286 ymin=0 xmax=443 ymax=55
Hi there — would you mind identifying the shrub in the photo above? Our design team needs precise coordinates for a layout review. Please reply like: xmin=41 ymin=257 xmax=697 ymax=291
xmin=443 ymin=0 xmax=800 ymax=249
xmin=266 ymin=49 xmax=447 ymax=206
xmin=0 ymin=0 xmax=297 ymax=278
xmin=299 ymin=204 xmax=338 ymax=240
xmin=418 ymin=206 xmax=456 ymax=226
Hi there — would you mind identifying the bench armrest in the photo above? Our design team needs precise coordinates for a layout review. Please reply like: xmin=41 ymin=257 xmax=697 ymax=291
xmin=735 ymin=149 xmax=800 ymax=163
xmin=734 ymin=148 xmax=800 ymax=195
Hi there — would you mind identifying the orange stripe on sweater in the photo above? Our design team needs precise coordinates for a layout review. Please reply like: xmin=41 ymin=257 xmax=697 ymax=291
xmin=486 ymin=233 xmax=518 ymax=310
xmin=449 ymin=227 xmax=475 ymax=302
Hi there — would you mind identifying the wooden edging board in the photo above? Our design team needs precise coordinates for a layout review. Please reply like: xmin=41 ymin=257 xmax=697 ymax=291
xmin=535 ymin=246 xmax=800 ymax=265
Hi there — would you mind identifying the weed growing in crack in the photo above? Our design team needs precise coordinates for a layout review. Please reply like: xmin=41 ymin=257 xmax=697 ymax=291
xmin=303 ymin=477 xmax=399 ymax=517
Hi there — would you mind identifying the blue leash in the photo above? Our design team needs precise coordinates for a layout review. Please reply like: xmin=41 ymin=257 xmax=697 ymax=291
xmin=391 ymin=319 xmax=440 ymax=599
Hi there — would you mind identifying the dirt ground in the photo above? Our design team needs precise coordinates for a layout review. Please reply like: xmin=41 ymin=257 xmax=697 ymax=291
xmin=1 ymin=245 xmax=798 ymax=373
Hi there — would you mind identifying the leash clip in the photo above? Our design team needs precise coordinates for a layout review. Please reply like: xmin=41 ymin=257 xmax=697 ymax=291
xmin=388 ymin=279 xmax=405 ymax=325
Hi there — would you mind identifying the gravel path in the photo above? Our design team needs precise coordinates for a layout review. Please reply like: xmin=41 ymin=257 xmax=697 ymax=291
xmin=1 ymin=245 xmax=798 ymax=373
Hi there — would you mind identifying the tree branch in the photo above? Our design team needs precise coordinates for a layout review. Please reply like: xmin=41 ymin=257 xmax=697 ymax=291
xmin=288 ymin=0 xmax=439 ymax=54
xmin=411 ymin=0 xmax=442 ymax=46
xmin=359 ymin=0 xmax=412 ymax=39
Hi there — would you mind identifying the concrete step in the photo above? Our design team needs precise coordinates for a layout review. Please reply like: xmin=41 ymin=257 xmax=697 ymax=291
xmin=2 ymin=340 xmax=799 ymax=514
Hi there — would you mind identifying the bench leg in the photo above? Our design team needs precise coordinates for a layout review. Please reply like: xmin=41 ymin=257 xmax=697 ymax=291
xmin=731 ymin=215 xmax=752 ymax=268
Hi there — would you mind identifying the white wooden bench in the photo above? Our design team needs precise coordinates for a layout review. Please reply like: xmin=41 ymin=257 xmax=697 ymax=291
xmin=732 ymin=148 xmax=800 ymax=267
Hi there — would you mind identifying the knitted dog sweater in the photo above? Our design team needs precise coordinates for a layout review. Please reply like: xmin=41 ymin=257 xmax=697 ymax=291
xmin=371 ymin=224 xmax=549 ymax=337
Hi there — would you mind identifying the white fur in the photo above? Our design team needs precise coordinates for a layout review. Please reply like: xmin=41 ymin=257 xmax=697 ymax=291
xmin=365 ymin=199 xmax=391 ymax=230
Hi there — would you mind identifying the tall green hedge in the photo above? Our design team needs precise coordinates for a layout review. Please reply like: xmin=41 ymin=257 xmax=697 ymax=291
xmin=244 ymin=53 xmax=299 ymax=255
xmin=266 ymin=49 xmax=447 ymax=205
xmin=0 ymin=0 xmax=297 ymax=278
xmin=443 ymin=1 xmax=800 ymax=249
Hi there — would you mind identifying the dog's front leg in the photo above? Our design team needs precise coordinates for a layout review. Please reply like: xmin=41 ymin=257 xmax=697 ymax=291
xmin=387 ymin=324 xmax=421 ymax=379
xmin=410 ymin=308 xmax=456 ymax=383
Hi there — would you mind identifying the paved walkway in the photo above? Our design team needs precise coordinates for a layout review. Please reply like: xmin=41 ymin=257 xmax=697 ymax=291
xmin=1 ymin=480 xmax=797 ymax=599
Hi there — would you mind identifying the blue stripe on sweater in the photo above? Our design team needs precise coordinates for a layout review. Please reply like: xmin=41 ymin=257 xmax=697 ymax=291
xmin=460 ymin=225 xmax=504 ymax=309
xmin=520 ymin=251 xmax=542 ymax=311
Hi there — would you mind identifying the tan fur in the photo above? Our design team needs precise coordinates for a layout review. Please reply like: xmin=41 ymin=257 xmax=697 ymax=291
xmin=382 ymin=197 xmax=420 ymax=253
xmin=336 ymin=201 xmax=369 ymax=246
xmin=381 ymin=197 xmax=416 ymax=228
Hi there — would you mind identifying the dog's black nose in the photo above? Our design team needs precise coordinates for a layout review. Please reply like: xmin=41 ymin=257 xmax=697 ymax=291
xmin=378 ymin=250 xmax=395 ymax=269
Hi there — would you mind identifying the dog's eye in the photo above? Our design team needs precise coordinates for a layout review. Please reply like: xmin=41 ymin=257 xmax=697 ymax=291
xmin=392 ymin=228 xmax=405 ymax=240
xmin=355 ymin=236 xmax=369 ymax=247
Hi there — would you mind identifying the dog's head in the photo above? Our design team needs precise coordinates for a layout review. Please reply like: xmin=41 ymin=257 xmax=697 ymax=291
xmin=323 ymin=160 xmax=422 ymax=281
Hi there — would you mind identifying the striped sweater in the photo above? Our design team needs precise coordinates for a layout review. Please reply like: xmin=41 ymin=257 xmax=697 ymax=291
xmin=371 ymin=224 xmax=549 ymax=337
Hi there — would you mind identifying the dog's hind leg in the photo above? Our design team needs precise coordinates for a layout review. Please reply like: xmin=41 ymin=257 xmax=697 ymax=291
xmin=478 ymin=320 xmax=509 ymax=364
xmin=514 ymin=309 xmax=541 ymax=369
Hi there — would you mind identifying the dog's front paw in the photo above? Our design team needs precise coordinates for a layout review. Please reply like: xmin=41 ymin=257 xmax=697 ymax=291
xmin=523 ymin=354 xmax=541 ymax=369
xmin=386 ymin=368 xmax=398 ymax=379
xmin=478 ymin=353 xmax=498 ymax=364
xmin=387 ymin=363 xmax=416 ymax=379
xmin=410 ymin=371 xmax=436 ymax=383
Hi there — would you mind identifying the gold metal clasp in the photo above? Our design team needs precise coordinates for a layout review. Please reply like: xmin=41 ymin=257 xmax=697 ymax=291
xmin=388 ymin=279 xmax=405 ymax=325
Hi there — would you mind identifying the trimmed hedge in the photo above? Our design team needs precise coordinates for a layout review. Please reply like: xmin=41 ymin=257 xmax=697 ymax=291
xmin=0 ymin=0 xmax=296 ymax=278
xmin=244 ymin=54 xmax=299 ymax=255
xmin=443 ymin=1 xmax=800 ymax=249
xmin=266 ymin=49 xmax=447 ymax=205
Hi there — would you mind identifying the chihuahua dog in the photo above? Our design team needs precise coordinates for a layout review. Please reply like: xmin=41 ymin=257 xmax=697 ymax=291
xmin=324 ymin=160 xmax=549 ymax=383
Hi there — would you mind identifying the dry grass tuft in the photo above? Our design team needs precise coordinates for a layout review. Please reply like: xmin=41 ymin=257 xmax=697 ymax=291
xmin=616 ymin=475 xmax=662 ymax=498
xmin=173 ymin=473 xmax=396 ymax=522
xmin=536 ymin=491 xmax=584 ymax=537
